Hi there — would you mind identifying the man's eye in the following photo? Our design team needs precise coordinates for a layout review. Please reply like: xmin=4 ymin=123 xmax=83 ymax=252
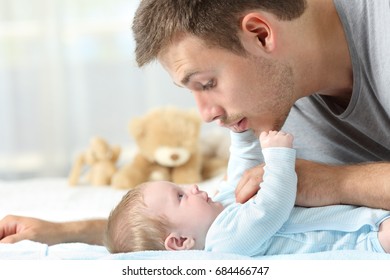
xmin=202 ymin=80 xmax=215 ymax=91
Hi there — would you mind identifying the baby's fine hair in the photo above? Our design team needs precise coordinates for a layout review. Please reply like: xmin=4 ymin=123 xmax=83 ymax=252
xmin=132 ymin=0 xmax=307 ymax=67
xmin=104 ymin=183 xmax=171 ymax=253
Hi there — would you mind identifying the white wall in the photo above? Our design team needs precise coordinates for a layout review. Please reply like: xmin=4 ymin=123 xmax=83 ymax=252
xmin=0 ymin=0 xmax=217 ymax=179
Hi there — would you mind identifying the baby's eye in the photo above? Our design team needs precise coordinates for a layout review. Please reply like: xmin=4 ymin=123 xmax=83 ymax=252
xmin=178 ymin=194 xmax=184 ymax=201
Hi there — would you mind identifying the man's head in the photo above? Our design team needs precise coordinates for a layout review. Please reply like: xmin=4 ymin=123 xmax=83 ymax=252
xmin=133 ymin=0 xmax=307 ymax=67
xmin=132 ymin=0 xmax=307 ymax=135
xmin=105 ymin=181 xmax=223 ymax=253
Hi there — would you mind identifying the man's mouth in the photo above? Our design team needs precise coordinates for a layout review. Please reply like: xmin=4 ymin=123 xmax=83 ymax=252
xmin=224 ymin=118 xmax=249 ymax=133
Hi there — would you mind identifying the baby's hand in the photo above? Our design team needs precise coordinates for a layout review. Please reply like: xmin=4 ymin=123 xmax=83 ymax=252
xmin=259 ymin=130 xmax=293 ymax=148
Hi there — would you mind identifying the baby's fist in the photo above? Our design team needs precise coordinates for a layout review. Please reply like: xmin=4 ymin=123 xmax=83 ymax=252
xmin=260 ymin=131 xmax=293 ymax=148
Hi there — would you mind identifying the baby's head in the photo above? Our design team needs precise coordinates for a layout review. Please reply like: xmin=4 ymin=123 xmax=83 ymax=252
xmin=105 ymin=181 xmax=223 ymax=253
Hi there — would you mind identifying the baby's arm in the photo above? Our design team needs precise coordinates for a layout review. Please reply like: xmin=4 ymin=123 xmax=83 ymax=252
xmin=213 ymin=130 xmax=263 ymax=202
xmin=216 ymin=130 xmax=293 ymax=198
xmin=244 ymin=131 xmax=297 ymax=244
xmin=206 ymin=130 xmax=297 ymax=255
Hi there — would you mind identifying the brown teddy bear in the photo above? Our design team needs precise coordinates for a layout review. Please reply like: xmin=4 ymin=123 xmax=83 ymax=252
xmin=111 ymin=106 xmax=227 ymax=189
xmin=68 ymin=137 xmax=121 ymax=186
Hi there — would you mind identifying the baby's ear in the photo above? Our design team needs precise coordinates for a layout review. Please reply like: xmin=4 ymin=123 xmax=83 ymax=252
xmin=164 ymin=233 xmax=195 ymax=251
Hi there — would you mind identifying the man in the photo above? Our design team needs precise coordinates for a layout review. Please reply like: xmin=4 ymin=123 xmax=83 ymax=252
xmin=1 ymin=0 xmax=389 ymax=246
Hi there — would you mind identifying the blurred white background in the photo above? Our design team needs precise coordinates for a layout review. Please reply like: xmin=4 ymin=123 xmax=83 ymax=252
xmin=0 ymin=0 xmax=221 ymax=179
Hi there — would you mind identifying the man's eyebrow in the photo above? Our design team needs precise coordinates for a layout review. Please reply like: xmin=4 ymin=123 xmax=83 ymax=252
xmin=180 ymin=71 xmax=199 ymax=86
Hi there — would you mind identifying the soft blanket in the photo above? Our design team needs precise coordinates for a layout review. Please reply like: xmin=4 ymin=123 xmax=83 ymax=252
xmin=1 ymin=177 xmax=389 ymax=260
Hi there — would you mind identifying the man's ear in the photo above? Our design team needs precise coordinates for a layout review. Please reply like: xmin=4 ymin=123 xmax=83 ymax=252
xmin=240 ymin=12 xmax=275 ymax=53
xmin=164 ymin=233 xmax=195 ymax=251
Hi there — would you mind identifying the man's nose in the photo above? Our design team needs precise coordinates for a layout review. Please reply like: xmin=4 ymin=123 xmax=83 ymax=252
xmin=193 ymin=92 xmax=223 ymax=123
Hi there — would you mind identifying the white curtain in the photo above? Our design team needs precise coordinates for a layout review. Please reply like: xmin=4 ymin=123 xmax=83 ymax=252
xmin=0 ymin=0 xmax=198 ymax=179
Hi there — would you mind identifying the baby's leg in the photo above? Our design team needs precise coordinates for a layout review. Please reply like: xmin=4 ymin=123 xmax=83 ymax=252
xmin=378 ymin=218 xmax=390 ymax=253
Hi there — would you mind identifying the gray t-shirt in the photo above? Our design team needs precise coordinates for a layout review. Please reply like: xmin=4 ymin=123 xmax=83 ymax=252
xmin=282 ymin=0 xmax=390 ymax=164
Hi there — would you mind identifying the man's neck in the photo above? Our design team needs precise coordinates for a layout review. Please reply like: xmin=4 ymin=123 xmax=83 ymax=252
xmin=290 ymin=0 xmax=353 ymax=102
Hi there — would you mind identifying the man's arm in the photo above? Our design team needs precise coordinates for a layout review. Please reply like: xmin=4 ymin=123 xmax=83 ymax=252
xmin=295 ymin=160 xmax=390 ymax=210
xmin=0 ymin=215 xmax=107 ymax=245
xmin=236 ymin=160 xmax=390 ymax=210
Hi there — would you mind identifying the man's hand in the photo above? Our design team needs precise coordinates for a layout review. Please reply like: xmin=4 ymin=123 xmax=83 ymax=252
xmin=0 ymin=215 xmax=107 ymax=245
xmin=235 ymin=161 xmax=342 ymax=206
xmin=236 ymin=159 xmax=390 ymax=210
xmin=0 ymin=215 xmax=64 ymax=245
xmin=235 ymin=164 xmax=264 ymax=203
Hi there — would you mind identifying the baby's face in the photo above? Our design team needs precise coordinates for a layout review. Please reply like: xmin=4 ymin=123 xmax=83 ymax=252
xmin=143 ymin=181 xmax=224 ymax=248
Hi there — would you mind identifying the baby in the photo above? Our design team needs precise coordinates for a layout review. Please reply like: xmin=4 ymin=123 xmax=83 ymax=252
xmin=105 ymin=130 xmax=390 ymax=256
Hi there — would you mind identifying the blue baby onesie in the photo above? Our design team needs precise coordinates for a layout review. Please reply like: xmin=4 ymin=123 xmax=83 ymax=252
xmin=204 ymin=130 xmax=389 ymax=256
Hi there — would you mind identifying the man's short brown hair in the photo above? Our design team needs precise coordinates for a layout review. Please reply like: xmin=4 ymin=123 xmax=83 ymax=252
xmin=132 ymin=0 xmax=307 ymax=66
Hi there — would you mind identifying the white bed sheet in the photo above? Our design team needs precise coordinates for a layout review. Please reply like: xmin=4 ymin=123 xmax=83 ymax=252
xmin=1 ymin=177 xmax=389 ymax=260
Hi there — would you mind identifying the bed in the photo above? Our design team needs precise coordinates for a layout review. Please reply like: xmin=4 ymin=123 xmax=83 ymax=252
xmin=1 ymin=176 xmax=390 ymax=260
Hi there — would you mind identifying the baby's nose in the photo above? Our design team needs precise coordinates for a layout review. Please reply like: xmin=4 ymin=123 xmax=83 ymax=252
xmin=191 ymin=184 xmax=200 ymax=194
xmin=191 ymin=185 xmax=209 ymax=200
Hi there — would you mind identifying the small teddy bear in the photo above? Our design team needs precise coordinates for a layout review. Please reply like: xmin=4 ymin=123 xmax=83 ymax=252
xmin=68 ymin=137 xmax=121 ymax=186
xmin=111 ymin=107 xmax=204 ymax=189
